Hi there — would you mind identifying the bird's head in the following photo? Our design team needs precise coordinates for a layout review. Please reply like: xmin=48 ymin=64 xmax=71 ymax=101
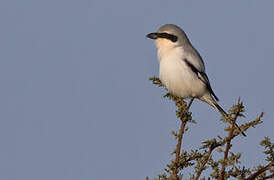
xmin=146 ymin=24 xmax=190 ymax=50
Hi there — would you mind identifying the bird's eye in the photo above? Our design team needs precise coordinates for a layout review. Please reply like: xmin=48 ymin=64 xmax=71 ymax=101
xmin=169 ymin=35 xmax=178 ymax=42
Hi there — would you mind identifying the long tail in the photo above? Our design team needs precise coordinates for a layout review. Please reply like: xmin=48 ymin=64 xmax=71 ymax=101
xmin=202 ymin=96 xmax=246 ymax=137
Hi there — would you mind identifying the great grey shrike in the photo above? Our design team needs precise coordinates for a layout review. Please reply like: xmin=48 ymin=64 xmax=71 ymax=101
xmin=146 ymin=24 xmax=245 ymax=136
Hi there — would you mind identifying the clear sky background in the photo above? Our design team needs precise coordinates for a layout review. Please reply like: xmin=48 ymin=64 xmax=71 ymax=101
xmin=1 ymin=0 xmax=274 ymax=180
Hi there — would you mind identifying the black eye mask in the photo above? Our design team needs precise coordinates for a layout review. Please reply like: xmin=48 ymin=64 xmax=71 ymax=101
xmin=146 ymin=32 xmax=178 ymax=42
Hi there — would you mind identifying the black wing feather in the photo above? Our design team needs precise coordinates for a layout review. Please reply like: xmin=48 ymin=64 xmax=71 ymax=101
xmin=183 ymin=58 xmax=219 ymax=101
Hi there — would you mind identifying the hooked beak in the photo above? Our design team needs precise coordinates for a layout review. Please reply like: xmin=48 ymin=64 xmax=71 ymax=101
xmin=146 ymin=32 xmax=159 ymax=40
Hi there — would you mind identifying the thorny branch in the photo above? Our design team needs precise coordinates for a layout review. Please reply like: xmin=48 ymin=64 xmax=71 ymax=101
xmin=244 ymin=160 xmax=274 ymax=180
xmin=172 ymin=98 xmax=194 ymax=179
xmin=194 ymin=144 xmax=214 ymax=180
xmin=219 ymin=100 xmax=241 ymax=180
xmin=148 ymin=77 xmax=270 ymax=180
xmin=263 ymin=173 xmax=274 ymax=180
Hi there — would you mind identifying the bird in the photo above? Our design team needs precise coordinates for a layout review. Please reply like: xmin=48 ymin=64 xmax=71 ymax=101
xmin=146 ymin=24 xmax=246 ymax=136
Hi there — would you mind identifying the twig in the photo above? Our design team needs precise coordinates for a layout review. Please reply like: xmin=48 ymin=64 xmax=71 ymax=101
xmin=187 ymin=98 xmax=194 ymax=110
xmin=263 ymin=173 xmax=274 ymax=180
xmin=195 ymin=144 xmax=214 ymax=180
xmin=244 ymin=160 xmax=274 ymax=180
xmin=219 ymin=104 xmax=241 ymax=180
xmin=173 ymin=119 xmax=187 ymax=178
xmin=172 ymin=98 xmax=194 ymax=179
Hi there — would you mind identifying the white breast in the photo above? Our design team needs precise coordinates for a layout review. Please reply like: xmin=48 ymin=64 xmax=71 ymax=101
xmin=158 ymin=48 xmax=207 ymax=99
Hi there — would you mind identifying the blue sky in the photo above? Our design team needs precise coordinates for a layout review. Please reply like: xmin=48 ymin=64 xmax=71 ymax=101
xmin=0 ymin=0 xmax=274 ymax=179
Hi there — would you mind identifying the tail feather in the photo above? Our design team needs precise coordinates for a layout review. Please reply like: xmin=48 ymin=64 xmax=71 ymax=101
xmin=202 ymin=96 xmax=246 ymax=137
xmin=214 ymin=102 xmax=227 ymax=117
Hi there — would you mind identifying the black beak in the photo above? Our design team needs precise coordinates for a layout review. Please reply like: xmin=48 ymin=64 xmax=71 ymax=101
xmin=146 ymin=32 xmax=159 ymax=40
